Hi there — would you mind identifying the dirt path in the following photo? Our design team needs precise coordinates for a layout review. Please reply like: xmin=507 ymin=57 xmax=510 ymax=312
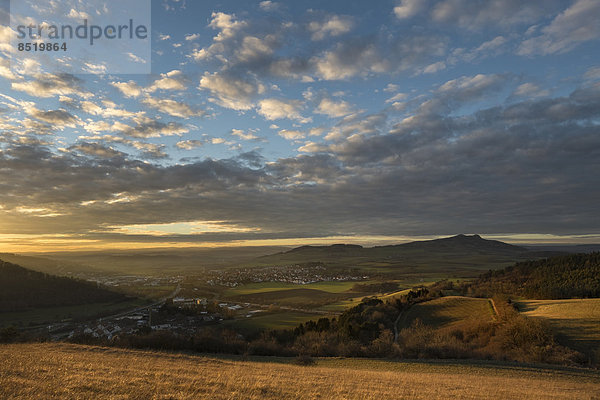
xmin=489 ymin=298 xmax=500 ymax=319
xmin=394 ymin=305 xmax=412 ymax=343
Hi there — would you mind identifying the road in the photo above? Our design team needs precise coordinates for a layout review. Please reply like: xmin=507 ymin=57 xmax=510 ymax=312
xmin=101 ymin=283 xmax=182 ymax=321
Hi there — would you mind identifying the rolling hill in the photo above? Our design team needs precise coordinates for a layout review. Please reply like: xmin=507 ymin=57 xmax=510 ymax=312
xmin=397 ymin=296 xmax=495 ymax=330
xmin=0 ymin=260 xmax=127 ymax=313
xmin=516 ymin=299 xmax=600 ymax=362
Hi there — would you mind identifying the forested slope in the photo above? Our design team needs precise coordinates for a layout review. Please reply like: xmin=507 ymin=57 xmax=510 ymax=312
xmin=0 ymin=260 xmax=126 ymax=312
xmin=466 ymin=253 xmax=600 ymax=299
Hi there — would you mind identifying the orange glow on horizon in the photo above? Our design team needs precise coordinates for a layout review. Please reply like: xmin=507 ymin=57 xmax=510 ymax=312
xmin=0 ymin=232 xmax=598 ymax=254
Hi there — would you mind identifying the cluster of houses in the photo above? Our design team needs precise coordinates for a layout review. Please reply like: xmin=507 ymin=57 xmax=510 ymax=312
xmin=204 ymin=264 xmax=367 ymax=287
xmin=59 ymin=297 xmax=228 ymax=340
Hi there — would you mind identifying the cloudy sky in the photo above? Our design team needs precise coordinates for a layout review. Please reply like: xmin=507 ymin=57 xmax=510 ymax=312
xmin=0 ymin=0 xmax=599 ymax=251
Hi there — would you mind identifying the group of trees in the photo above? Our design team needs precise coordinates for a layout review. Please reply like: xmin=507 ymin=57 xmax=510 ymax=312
xmin=463 ymin=252 xmax=600 ymax=299
xmin=0 ymin=260 xmax=126 ymax=312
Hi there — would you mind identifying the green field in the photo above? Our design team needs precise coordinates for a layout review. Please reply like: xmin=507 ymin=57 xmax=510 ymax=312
xmin=224 ymin=280 xmax=363 ymax=296
xmin=398 ymin=296 xmax=495 ymax=329
xmin=517 ymin=299 xmax=600 ymax=360
xmin=226 ymin=288 xmax=353 ymax=308
xmin=223 ymin=279 xmax=437 ymax=312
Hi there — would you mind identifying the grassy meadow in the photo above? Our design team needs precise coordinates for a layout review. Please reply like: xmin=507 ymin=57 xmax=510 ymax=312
xmin=398 ymin=296 xmax=495 ymax=329
xmin=1 ymin=343 xmax=599 ymax=399
xmin=517 ymin=299 xmax=600 ymax=360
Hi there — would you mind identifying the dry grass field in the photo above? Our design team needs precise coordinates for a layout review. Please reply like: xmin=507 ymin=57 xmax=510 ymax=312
xmin=1 ymin=343 xmax=599 ymax=399
xmin=517 ymin=299 xmax=600 ymax=359
xmin=398 ymin=296 xmax=495 ymax=329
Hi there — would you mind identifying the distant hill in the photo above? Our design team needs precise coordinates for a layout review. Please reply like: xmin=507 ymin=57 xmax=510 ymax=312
xmin=0 ymin=253 xmax=86 ymax=276
xmin=0 ymin=260 xmax=126 ymax=313
xmin=276 ymin=235 xmax=527 ymax=259
xmin=256 ymin=235 xmax=534 ymax=274
xmin=384 ymin=234 xmax=527 ymax=254
xmin=466 ymin=252 xmax=600 ymax=299
xmin=28 ymin=246 xmax=290 ymax=275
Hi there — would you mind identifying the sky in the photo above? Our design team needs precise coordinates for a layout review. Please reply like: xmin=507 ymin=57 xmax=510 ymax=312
xmin=0 ymin=0 xmax=599 ymax=252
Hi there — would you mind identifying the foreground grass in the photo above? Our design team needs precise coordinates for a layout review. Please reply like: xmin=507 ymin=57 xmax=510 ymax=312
xmin=1 ymin=343 xmax=599 ymax=399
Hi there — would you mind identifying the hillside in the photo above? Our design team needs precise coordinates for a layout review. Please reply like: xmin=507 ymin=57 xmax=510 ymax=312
xmin=0 ymin=260 xmax=126 ymax=313
xmin=466 ymin=252 xmax=600 ymax=299
xmin=1 ymin=343 xmax=598 ymax=400
xmin=397 ymin=296 xmax=494 ymax=330
xmin=517 ymin=299 xmax=600 ymax=361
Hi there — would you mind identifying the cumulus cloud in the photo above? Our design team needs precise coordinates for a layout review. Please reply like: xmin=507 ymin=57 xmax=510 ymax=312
xmin=185 ymin=33 xmax=200 ymax=41
xmin=12 ymin=73 xmax=90 ymax=98
xmin=417 ymin=73 xmax=510 ymax=114
xmin=79 ymin=100 xmax=142 ymax=120
xmin=512 ymin=82 xmax=550 ymax=98
xmin=147 ymin=70 xmax=186 ymax=92
xmin=237 ymin=35 xmax=277 ymax=62
xmin=141 ymin=97 xmax=205 ymax=118
xmin=315 ymin=98 xmax=354 ymax=118
xmin=111 ymin=80 xmax=143 ymax=98
xmin=257 ymin=98 xmax=308 ymax=121
xmin=518 ymin=0 xmax=600 ymax=55
xmin=584 ymin=66 xmax=600 ymax=81
xmin=176 ymin=140 xmax=204 ymax=150
xmin=231 ymin=128 xmax=258 ymax=140
xmin=432 ymin=0 xmax=561 ymax=30
xmin=199 ymin=71 xmax=265 ymax=110
xmin=308 ymin=15 xmax=354 ymax=41
xmin=259 ymin=1 xmax=279 ymax=11
xmin=70 ymin=142 xmax=124 ymax=159
xmin=313 ymin=41 xmax=387 ymax=80
xmin=1 ymin=84 xmax=599 ymax=241
xmin=30 ymin=109 xmax=78 ymax=128
xmin=312 ymin=34 xmax=446 ymax=80
xmin=394 ymin=0 xmax=424 ymax=19
xmin=278 ymin=129 xmax=305 ymax=140
xmin=209 ymin=12 xmax=247 ymax=42
xmin=120 ymin=117 xmax=189 ymax=138
xmin=0 ymin=59 xmax=19 ymax=81
xmin=0 ymin=1 xmax=597 ymax=245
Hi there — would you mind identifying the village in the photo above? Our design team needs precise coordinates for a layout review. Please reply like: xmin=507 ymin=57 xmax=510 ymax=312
xmin=51 ymin=297 xmax=258 ymax=341
xmin=40 ymin=263 xmax=367 ymax=341
xmin=202 ymin=263 xmax=367 ymax=287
